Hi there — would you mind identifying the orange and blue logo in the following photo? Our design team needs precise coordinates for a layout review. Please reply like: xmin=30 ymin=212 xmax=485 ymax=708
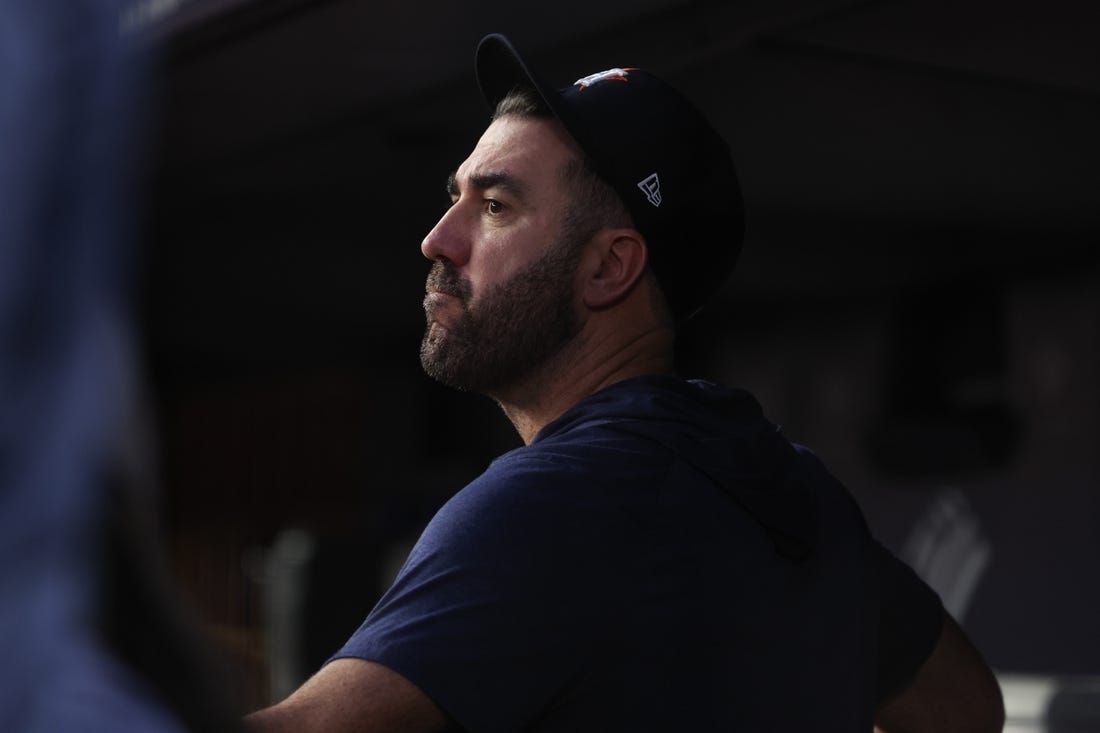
xmin=573 ymin=67 xmax=638 ymax=90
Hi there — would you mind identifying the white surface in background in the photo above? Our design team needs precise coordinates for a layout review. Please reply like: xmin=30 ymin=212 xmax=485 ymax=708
xmin=1000 ymin=673 xmax=1100 ymax=733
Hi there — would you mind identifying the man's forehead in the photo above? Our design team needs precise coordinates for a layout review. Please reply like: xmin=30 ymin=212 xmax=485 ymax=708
xmin=447 ymin=168 xmax=528 ymax=199
xmin=453 ymin=115 xmax=579 ymax=186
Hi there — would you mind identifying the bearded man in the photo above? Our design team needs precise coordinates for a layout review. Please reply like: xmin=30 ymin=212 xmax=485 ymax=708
xmin=247 ymin=34 xmax=1004 ymax=733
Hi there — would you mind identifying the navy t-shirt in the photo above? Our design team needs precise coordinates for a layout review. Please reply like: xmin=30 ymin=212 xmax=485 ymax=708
xmin=333 ymin=376 xmax=942 ymax=731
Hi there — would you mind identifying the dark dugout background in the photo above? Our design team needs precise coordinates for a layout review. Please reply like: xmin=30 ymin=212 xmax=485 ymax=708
xmin=139 ymin=0 xmax=1098 ymax=722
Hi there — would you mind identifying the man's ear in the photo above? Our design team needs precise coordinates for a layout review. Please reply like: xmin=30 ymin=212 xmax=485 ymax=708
xmin=581 ymin=228 xmax=649 ymax=310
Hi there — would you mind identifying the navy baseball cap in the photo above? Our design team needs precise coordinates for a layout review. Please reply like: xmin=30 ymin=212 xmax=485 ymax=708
xmin=475 ymin=33 xmax=743 ymax=321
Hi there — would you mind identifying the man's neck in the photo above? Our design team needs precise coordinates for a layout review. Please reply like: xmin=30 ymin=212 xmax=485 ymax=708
xmin=492 ymin=322 xmax=675 ymax=445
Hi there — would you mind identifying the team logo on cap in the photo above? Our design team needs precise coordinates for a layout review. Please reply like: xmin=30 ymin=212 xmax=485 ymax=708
xmin=637 ymin=173 xmax=662 ymax=207
xmin=574 ymin=67 xmax=636 ymax=90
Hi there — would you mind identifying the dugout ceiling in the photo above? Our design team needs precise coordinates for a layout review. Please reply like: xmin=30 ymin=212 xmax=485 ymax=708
xmin=143 ymin=0 xmax=1100 ymax=372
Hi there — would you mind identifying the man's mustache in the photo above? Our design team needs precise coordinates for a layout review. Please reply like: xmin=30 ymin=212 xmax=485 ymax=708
xmin=425 ymin=262 xmax=473 ymax=304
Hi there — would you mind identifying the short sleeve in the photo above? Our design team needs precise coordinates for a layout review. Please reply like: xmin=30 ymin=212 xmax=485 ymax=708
xmin=874 ymin=541 xmax=945 ymax=704
xmin=330 ymin=457 xmax=612 ymax=732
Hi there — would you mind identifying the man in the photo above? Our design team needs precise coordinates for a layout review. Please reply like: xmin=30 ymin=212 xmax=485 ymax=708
xmin=247 ymin=34 xmax=1004 ymax=732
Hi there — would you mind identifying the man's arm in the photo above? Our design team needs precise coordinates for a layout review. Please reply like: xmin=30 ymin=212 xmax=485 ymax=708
xmin=875 ymin=612 xmax=1005 ymax=733
xmin=244 ymin=658 xmax=448 ymax=733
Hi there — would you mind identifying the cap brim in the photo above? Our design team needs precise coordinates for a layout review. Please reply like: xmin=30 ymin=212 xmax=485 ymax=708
xmin=476 ymin=34 xmax=564 ymax=118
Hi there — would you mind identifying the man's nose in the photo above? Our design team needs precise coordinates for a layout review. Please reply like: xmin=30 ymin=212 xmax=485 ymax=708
xmin=421 ymin=205 xmax=470 ymax=266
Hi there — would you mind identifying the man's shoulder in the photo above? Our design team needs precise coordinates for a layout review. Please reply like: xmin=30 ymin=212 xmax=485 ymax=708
xmin=487 ymin=417 xmax=675 ymax=491
xmin=462 ymin=430 xmax=671 ymax=510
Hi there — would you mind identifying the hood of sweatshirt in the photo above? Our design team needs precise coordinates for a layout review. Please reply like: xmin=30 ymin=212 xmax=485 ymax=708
xmin=534 ymin=375 xmax=819 ymax=561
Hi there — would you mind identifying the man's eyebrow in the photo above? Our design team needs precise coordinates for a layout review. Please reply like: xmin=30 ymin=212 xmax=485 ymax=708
xmin=445 ymin=170 xmax=528 ymax=200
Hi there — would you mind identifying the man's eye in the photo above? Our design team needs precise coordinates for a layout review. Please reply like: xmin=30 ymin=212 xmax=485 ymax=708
xmin=484 ymin=199 xmax=504 ymax=215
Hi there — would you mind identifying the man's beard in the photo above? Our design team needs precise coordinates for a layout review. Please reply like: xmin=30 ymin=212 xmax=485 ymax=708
xmin=419 ymin=235 xmax=583 ymax=395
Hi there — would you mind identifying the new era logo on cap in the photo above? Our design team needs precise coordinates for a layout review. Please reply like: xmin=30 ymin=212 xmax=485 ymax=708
xmin=637 ymin=173 xmax=662 ymax=207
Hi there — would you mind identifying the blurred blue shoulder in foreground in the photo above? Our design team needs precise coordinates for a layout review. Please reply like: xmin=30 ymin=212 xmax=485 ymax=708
xmin=0 ymin=1 xmax=185 ymax=729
